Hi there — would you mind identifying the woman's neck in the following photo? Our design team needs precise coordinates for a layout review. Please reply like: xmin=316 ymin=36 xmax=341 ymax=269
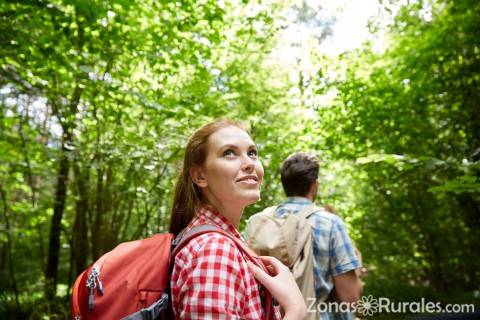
xmin=203 ymin=198 xmax=244 ymax=229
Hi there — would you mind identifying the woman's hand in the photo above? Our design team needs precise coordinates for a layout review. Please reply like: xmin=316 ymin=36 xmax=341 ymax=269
xmin=247 ymin=256 xmax=307 ymax=320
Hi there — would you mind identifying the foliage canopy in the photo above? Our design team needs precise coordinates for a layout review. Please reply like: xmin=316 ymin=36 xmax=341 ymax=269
xmin=1 ymin=0 xmax=479 ymax=317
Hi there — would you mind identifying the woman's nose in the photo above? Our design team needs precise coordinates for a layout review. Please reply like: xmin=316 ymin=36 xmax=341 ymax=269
xmin=241 ymin=155 xmax=255 ymax=171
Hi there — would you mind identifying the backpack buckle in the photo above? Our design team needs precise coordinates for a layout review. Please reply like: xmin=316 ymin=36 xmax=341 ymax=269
xmin=140 ymin=309 xmax=154 ymax=320
xmin=140 ymin=293 xmax=168 ymax=320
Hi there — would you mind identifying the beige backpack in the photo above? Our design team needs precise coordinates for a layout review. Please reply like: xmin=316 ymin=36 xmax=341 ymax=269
xmin=245 ymin=205 xmax=320 ymax=320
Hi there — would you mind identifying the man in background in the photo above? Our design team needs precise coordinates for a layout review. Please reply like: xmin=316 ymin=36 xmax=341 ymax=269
xmin=274 ymin=152 xmax=363 ymax=319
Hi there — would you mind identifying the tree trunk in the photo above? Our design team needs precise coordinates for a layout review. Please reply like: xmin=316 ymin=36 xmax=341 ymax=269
xmin=72 ymin=163 xmax=89 ymax=278
xmin=456 ymin=194 xmax=480 ymax=230
xmin=92 ymin=167 xmax=104 ymax=260
xmin=102 ymin=161 xmax=116 ymax=252
xmin=0 ymin=183 xmax=19 ymax=307
xmin=45 ymin=135 xmax=70 ymax=299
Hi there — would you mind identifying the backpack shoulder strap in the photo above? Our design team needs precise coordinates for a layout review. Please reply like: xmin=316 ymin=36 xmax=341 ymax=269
xmin=259 ymin=205 xmax=279 ymax=217
xmin=171 ymin=224 xmax=223 ymax=256
xmin=296 ymin=204 xmax=320 ymax=220
xmin=172 ymin=225 xmax=259 ymax=267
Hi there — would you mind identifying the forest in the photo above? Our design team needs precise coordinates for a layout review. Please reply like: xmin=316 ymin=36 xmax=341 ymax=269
xmin=1 ymin=0 xmax=479 ymax=318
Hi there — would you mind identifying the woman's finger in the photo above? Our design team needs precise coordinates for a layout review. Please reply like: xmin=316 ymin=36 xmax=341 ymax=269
xmin=247 ymin=261 xmax=279 ymax=296
xmin=258 ymin=256 xmax=287 ymax=274
xmin=247 ymin=261 xmax=272 ymax=284
xmin=266 ymin=264 xmax=275 ymax=274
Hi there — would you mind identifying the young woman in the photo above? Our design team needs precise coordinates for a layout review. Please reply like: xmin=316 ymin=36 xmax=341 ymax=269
xmin=169 ymin=119 xmax=306 ymax=319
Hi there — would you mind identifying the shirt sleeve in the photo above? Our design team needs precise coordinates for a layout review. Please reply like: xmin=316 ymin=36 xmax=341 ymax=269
xmin=173 ymin=233 xmax=246 ymax=320
xmin=329 ymin=216 xmax=361 ymax=276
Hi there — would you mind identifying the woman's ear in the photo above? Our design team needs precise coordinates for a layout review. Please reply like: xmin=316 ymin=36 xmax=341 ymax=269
xmin=190 ymin=166 xmax=208 ymax=188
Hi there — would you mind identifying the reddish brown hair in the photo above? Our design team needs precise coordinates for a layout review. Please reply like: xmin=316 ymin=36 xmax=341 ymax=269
xmin=169 ymin=119 xmax=248 ymax=235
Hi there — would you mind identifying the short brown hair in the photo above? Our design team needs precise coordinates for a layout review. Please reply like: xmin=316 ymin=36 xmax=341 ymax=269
xmin=280 ymin=152 xmax=319 ymax=197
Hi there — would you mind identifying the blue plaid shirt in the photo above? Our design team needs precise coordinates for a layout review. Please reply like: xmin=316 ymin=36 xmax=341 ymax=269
xmin=276 ymin=197 xmax=360 ymax=320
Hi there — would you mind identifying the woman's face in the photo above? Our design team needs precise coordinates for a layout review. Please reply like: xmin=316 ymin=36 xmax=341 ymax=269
xmin=194 ymin=125 xmax=264 ymax=210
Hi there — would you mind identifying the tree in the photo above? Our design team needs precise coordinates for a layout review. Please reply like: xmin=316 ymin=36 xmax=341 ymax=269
xmin=313 ymin=0 xmax=480 ymax=297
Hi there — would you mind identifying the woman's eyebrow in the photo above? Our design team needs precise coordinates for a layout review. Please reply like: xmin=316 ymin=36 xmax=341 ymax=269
xmin=217 ymin=143 xmax=256 ymax=152
xmin=219 ymin=144 xmax=239 ymax=150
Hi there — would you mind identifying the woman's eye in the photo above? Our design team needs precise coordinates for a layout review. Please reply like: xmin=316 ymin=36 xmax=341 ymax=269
xmin=223 ymin=149 xmax=236 ymax=157
xmin=248 ymin=149 xmax=258 ymax=158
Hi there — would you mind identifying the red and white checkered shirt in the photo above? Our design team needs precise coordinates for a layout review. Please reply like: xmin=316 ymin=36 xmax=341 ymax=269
xmin=171 ymin=206 xmax=281 ymax=319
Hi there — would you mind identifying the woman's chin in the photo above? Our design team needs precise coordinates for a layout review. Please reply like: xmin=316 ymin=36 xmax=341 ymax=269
xmin=242 ymin=193 xmax=261 ymax=206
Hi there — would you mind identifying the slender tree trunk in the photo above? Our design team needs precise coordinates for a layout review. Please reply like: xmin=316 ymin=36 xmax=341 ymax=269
xmin=119 ymin=192 xmax=136 ymax=241
xmin=72 ymin=163 xmax=89 ymax=278
xmin=17 ymin=106 xmax=46 ymax=273
xmin=92 ymin=167 xmax=104 ymax=260
xmin=456 ymin=194 xmax=480 ymax=229
xmin=411 ymin=178 xmax=447 ymax=291
xmin=102 ymin=162 xmax=116 ymax=251
xmin=45 ymin=67 xmax=83 ymax=297
xmin=0 ymin=183 xmax=19 ymax=307
xmin=456 ymin=193 xmax=480 ymax=289
xmin=45 ymin=134 xmax=71 ymax=299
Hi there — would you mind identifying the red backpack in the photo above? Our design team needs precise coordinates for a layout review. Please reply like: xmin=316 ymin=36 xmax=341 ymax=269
xmin=71 ymin=225 xmax=275 ymax=320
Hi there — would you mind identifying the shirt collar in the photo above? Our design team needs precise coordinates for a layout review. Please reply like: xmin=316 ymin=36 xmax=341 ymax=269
xmin=276 ymin=197 xmax=314 ymax=217
xmin=283 ymin=196 xmax=313 ymax=205
xmin=192 ymin=205 xmax=243 ymax=240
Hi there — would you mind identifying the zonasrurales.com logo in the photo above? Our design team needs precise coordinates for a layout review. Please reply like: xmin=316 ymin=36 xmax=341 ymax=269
xmin=307 ymin=295 xmax=475 ymax=315
xmin=356 ymin=295 xmax=379 ymax=316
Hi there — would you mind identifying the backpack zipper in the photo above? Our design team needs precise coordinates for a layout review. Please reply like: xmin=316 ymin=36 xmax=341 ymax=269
xmin=86 ymin=265 xmax=104 ymax=310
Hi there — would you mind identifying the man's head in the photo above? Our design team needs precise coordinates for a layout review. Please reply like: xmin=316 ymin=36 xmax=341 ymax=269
xmin=280 ymin=152 xmax=320 ymax=200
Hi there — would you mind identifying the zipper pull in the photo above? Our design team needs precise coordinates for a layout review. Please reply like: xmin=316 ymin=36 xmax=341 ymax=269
xmin=86 ymin=266 xmax=98 ymax=310
xmin=88 ymin=285 xmax=95 ymax=310
xmin=96 ymin=276 xmax=104 ymax=295
xmin=91 ymin=265 xmax=104 ymax=295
